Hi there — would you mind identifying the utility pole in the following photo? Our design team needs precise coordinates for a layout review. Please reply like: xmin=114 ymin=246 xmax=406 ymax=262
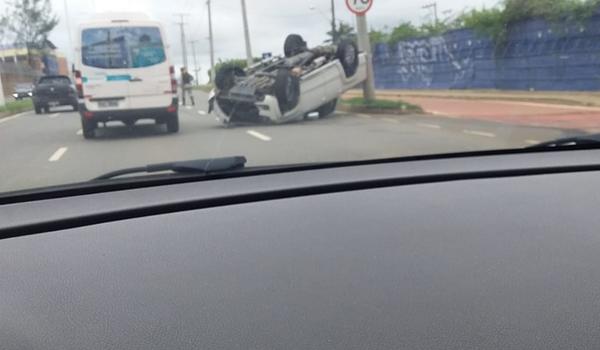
xmin=422 ymin=2 xmax=439 ymax=26
xmin=174 ymin=14 xmax=189 ymax=69
xmin=189 ymin=40 xmax=201 ymax=85
xmin=240 ymin=0 xmax=253 ymax=68
xmin=63 ymin=0 xmax=73 ymax=69
xmin=330 ymin=0 xmax=336 ymax=43
xmin=207 ymin=0 xmax=216 ymax=83
xmin=0 ymin=74 xmax=5 ymax=108
xmin=356 ymin=14 xmax=376 ymax=101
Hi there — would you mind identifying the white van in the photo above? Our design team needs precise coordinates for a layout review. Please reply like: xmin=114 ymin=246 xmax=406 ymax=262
xmin=75 ymin=13 xmax=179 ymax=139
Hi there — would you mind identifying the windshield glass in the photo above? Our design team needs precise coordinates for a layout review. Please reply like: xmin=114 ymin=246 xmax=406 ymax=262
xmin=82 ymin=26 xmax=166 ymax=69
xmin=38 ymin=76 xmax=71 ymax=85
xmin=1 ymin=0 xmax=600 ymax=194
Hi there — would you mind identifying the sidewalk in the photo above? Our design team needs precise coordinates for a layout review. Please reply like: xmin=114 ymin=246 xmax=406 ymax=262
xmin=343 ymin=89 xmax=600 ymax=108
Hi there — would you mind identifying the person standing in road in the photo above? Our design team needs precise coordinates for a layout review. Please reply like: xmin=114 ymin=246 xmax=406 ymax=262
xmin=180 ymin=67 xmax=195 ymax=106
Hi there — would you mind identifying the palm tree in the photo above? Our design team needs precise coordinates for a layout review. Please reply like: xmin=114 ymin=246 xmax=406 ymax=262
xmin=326 ymin=21 xmax=356 ymax=44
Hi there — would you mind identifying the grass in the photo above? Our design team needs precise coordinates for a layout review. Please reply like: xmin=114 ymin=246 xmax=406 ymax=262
xmin=0 ymin=99 xmax=33 ymax=116
xmin=340 ymin=97 xmax=423 ymax=113
xmin=192 ymin=84 xmax=215 ymax=93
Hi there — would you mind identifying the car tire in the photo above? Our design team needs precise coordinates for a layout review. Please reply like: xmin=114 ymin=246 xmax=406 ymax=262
xmin=284 ymin=34 xmax=308 ymax=58
xmin=72 ymin=103 xmax=79 ymax=112
xmin=274 ymin=69 xmax=300 ymax=113
xmin=34 ymin=105 xmax=42 ymax=114
xmin=81 ymin=117 xmax=97 ymax=139
xmin=318 ymin=99 xmax=338 ymax=118
xmin=336 ymin=40 xmax=359 ymax=77
xmin=166 ymin=114 xmax=180 ymax=133
xmin=215 ymin=66 xmax=246 ymax=91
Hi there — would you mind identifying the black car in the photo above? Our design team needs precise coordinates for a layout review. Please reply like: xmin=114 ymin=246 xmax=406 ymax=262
xmin=33 ymin=75 xmax=78 ymax=114
xmin=11 ymin=83 xmax=33 ymax=100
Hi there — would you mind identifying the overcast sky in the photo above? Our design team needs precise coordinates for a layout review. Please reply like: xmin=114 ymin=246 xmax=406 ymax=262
xmin=2 ymin=0 xmax=499 ymax=82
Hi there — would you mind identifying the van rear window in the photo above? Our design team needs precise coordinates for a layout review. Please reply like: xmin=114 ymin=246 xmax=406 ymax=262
xmin=82 ymin=27 xmax=166 ymax=69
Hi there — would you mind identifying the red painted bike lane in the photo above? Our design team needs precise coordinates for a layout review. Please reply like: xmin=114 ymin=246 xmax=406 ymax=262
xmin=402 ymin=97 xmax=600 ymax=132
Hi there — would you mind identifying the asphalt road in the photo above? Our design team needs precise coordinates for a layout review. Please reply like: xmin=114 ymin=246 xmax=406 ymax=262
xmin=0 ymin=91 xmax=582 ymax=193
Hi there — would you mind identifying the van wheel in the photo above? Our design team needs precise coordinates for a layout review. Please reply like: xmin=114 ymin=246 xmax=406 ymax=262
xmin=166 ymin=114 xmax=179 ymax=133
xmin=318 ymin=99 xmax=338 ymax=118
xmin=336 ymin=40 xmax=359 ymax=77
xmin=81 ymin=117 xmax=97 ymax=139
xmin=274 ymin=69 xmax=300 ymax=113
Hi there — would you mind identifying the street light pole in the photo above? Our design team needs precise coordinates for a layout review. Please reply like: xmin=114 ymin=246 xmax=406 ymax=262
xmin=189 ymin=40 xmax=200 ymax=85
xmin=355 ymin=14 xmax=376 ymax=101
xmin=207 ymin=0 xmax=216 ymax=83
xmin=175 ymin=14 xmax=189 ymax=68
xmin=240 ymin=0 xmax=253 ymax=68
xmin=330 ymin=0 xmax=336 ymax=43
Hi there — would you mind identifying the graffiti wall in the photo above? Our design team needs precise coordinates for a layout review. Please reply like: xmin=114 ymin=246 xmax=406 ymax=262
xmin=373 ymin=16 xmax=600 ymax=91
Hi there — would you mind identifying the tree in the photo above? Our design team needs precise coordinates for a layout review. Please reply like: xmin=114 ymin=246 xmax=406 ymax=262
xmin=388 ymin=22 xmax=422 ymax=45
xmin=326 ymin=21 xmax=356 ymax=44
xmin=2 ymin=0 xmax=59 ymax=67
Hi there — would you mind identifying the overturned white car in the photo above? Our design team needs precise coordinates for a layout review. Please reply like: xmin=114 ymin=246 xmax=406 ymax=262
xmin=209 ymin=34 xmax=367 ymax=125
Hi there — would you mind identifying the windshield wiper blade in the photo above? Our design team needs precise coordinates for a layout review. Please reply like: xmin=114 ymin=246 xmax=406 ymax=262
xmin=527 ymin=134 xmax=600 ymax=150
xmin=93 ymin=156 xmax=247 ymax=181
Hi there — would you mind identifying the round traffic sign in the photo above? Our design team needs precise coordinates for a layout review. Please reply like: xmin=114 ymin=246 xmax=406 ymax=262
xmin=346 ymin=0 xmax=373 ymax=15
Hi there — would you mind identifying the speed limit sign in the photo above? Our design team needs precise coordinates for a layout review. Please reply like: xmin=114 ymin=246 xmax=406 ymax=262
xmin=346 ymin=0 xmax=373 ymax=16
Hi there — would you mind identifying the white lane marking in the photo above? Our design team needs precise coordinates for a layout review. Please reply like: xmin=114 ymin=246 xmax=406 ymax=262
xmin=0 ymin=110 xmax=31 ymax=124
xmin=246 ymin=130 xmax=272 ymax=141
xmin=417 ymin=123 xmax=441 ymax=129
xmin=48 ymin=147 xmax=68 ymax=162
xmin=525 ymin=139 xmax=541 ymax=145
xmin=463 ymin=130 xmax=496 ymax=138
xmin=49 ymin=113 xmax=60 ymax=118
xmin=185 ymin=106 xmax=193 ymax=110
xmin=355 ymin=113 xmax=372 ymax=119
xmin=382 ymin=117 xmax=399 ymax=123
xmin=198 ymin=110 xmax=207 ymax=115
xmin=76 ymin=129 xmax=83 ymax=135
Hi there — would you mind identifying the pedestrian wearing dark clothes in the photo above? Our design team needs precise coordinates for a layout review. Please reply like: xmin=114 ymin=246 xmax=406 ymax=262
xmin=181 ymin=67 xmax=195 ymax=106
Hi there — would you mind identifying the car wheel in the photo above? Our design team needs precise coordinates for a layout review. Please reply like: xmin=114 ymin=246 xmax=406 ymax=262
xmin=284 ymin=34 xmax=307 ymax=58
xmin=72 ymin=103 xmax=79 ymax=112
xmin=274 ymin=69 xmax=300 ymax=113
xmin=166 ymin=114 xmax=180 ymax=133
xmin=215 ymin=66 xmax=246 ymax=91
xmin=34 ymin=105 xmax=42 ymax=114
xmin=81 ymin=117 xmax=97 ymax=139
xmin=336 ymin=40 xmax=359 ymax=77
xmin=318 ymin=99 xmax=338 ymax=118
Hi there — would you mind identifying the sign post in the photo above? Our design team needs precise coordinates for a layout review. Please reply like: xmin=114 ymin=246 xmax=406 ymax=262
xmin=346 ymin=0 xmax=376 ymax=101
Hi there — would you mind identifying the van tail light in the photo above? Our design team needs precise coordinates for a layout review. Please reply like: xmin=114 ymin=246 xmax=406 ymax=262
xmin=75 ymin=70 xmax=84 ymax=98
xmin=169 ymin=66 xmax=177 ymax=94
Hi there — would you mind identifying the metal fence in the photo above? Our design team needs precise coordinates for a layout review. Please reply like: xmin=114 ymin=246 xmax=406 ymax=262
xmin=373 ymin=15 xmax=600 ymax=91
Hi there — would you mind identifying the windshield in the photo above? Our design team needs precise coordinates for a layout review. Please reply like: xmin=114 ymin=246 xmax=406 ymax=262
xmin=38 ymin=76 xmax=71 ymax=85
xmin=1 ymin=0 xmax=600 ymax=194
xmin=82 ymin=26 xmax=166 ymax=69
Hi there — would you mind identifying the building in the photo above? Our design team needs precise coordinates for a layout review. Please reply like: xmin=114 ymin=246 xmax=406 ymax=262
xmin=0 ymin=41 xmax=70 ymax=98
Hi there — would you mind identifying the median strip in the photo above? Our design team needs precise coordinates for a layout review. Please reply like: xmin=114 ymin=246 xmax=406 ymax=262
xmin=48 ymin=147 xmax=68 ymax=162
xmin=463 ymin=130 xmax=496 ymax=138
xmin=246 ymin=130 xmax=272 ymax=141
